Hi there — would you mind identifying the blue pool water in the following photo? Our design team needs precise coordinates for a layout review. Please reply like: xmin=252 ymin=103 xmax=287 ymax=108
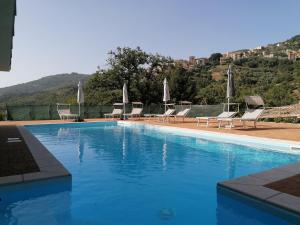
xmin=1 ymin=122 xmax=300 ymax=225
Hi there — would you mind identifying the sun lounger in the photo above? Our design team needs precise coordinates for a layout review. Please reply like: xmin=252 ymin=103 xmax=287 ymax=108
xmin=123 ymin=102 xmax=143 ymax=119
xmin=104 ymin=108 xmax=123 ymax=119
xmin=156 ymin=109 xmax=176 ymax=122
xmin=58 ymin=109 xmax=79 ymax=120
xmin=196 ymin=111 xmax=237 ymax=127
xmin=124 ymin=108 xmax=143 ymax=119
xmin=169 ymin=108 xmax=191 ymax=122
xmin=218 ymin=109 xmax=265 ymax=129
xmin=57 ymin=103 xmax=79 ymax=121
xmin=218 ymin=96 xmax=265 ymax=129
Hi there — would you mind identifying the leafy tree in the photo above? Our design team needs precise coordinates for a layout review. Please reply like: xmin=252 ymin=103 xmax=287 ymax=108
xmin=208 ymin=53 xmax=222 ymax=66
xmin=85 ymin=47 xmax=173 ymax=105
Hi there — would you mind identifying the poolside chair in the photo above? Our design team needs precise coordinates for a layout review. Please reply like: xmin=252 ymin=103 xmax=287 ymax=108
xmin=169 ymin=101 xmax=192 ymax=122
xmin=156 ymin=108 xmax=176 ymax=122
xmin=218 ymin=96 xmax=265 ymax=129
xmin=123 ymin=102 xmax=143 ymax=120
xmin=104 ymin=103 xmax=124 ymax=119
xmin=57 ymin=103 xmax=79 ymax=121
xmin=196 ymin=111 xmax=237 ymax=127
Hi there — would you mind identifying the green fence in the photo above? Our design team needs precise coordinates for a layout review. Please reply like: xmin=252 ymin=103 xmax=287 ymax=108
xmin=3 ymin=104 xmax=224 ymax=121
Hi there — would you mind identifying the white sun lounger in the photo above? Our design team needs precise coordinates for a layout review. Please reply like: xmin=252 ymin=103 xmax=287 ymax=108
xmin=58 ymin=109 xmax=79 ymax=120
xmin=57 ymin=103 xmax=79 ymax=120
xmin=169 ymin=108 xmax=191 ymax=122
xmin=196 ymin=111 xmax=237 ymax=127
xmin=124 ymin=108 xmax=143 ymax=119
xmin=104 ymin=108 xmax=123 ymax=119
xmin=218 ymin=109 xmax=265 ymax=129
xmin=156 ymin=109 xmax=176 ymax=122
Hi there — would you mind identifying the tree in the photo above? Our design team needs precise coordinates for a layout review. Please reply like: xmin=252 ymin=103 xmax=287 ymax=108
xmin=209 ymin=53 xmax=222 ymax=66
xmin=85 ymin=47 xmax=173 ymax=105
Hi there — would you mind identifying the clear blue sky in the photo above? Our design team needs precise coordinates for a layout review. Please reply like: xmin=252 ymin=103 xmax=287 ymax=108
xmin=0 ymin=0 xmax=299 ymax=88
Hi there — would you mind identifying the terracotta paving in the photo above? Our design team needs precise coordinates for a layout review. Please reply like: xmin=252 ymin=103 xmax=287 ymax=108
xmin=0 ymin=118 xmax=299 ymax=142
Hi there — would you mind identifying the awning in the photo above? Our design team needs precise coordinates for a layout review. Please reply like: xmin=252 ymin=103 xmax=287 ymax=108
xmin=0 ymin=0 xmax=16 ymax=71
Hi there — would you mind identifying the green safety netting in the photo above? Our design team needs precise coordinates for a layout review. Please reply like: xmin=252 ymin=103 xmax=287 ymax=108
xmin=3 ymin=104 xmax=223 ymax=121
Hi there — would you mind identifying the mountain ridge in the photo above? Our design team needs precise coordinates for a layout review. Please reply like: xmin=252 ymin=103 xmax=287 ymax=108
xmin=0 ymin=73 xmax=90 ymax=105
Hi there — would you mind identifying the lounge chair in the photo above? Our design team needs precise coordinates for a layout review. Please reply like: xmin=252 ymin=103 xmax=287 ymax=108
xmin=169 ymin=108 xmax=191 ymax=122
xmin=156 ymin=108 xmax=176 ymax=122
xmin=196 ymin=111 xmax=237 ymax=127
xmin=123 ymin=102 xmax=143 ymax=119
xmin=104 ymin=103 xmax=124 ymax=119
xmin=57 ymin=103 xmax=79 ymax=120
xmin=218 ymin=96 xmax=265 ymax=129
xmin=217 ymin=109 xmax=264 ymax=129
xmin=169 ymin=101 xmax=192 ymax=122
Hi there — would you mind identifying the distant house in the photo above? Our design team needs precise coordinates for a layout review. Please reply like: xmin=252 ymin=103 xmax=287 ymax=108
xmin=175 ymin=56 xmax=209 ymax=68
xmin=220 ymin=50 xmax=249 ymax=64
xmin=0 ymin=0 xmax=16 ymax=71
xmin=174 ymin=59 xmax=189 ymax=68
xmin=195 ymin=57 xmax=209 ymax=66
xmin=287 ymin=50 xmax=300 ymax=61
xmin=262 ymin=51 xmax=274 ymax=58
xmin=250 ymin=46 xmax=265 ymax=54
xmin=219 ymin=55 xmax=232 ymax=65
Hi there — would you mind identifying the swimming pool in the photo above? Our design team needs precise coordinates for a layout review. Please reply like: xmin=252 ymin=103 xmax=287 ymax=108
xmin=1 ymin=122 xmax=300 ymax=225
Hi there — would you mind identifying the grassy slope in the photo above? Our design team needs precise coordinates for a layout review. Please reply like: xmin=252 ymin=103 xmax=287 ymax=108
xmin=0 ymin=73 xmax=90 ymax=106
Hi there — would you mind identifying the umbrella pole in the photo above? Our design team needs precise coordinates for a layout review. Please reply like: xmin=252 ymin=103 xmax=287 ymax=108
xmin=227 ymin=98 xmax=230 ymax=112
xmin=123 ymin=104 xmax=126 ymax=120
xmin=79 ymin=103 xmax=81 ymax=117
xmin=164 ymin=103 xmax=167 ymax=113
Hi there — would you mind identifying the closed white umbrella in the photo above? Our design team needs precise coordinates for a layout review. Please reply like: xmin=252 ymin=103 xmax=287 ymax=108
xmin=123 ymin=82 xmax=129 ymax=119
xmin=163 ymin=78 xmax=170 ymax=113
xmin=226 ymin=65 xmax=235 ymax=112
xmin=77 ymin=81 xmax=84 ymax=118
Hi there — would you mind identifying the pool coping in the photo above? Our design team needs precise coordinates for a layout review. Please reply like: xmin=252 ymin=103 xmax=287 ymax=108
xmin=119 ymin=121 xmax=300 ymax=215
xmin=0 ymin=126 xmax=71 ymax=187
xmin=217 ymin=163 xmax=300 ymax=215
xmin=118 ymin=121 xmax=300 ymax=152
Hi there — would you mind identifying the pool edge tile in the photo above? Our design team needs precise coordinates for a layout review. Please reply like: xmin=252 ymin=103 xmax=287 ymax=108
xmin=0 ymin=175 xmax=23 ymax=186
xmin=218 ymin=162 xmax=300 ymax=216
xmin=218 ymin=181 xmax=280 ymax=200
xmin=266 ymin=193 xmax=300 ymax=214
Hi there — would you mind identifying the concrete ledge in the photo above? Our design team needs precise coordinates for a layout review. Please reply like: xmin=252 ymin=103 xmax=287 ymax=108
xmin=118 ymin=121 xmax=300 ymax=152
xmin=218 ymin=162 xmax=300 ymax=215
xmin=0 ymin=126 xmax=71 ymax=186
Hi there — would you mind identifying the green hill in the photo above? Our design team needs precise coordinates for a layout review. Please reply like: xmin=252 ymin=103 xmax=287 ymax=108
xmin=0 ymin=73 xmax=90 ymax=105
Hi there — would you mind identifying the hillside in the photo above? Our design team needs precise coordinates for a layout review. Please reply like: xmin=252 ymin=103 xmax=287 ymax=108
xmin=0 ymin=73 xmax=90 ymax=105
xmin=84 ymin=36 xmax=300 ymax=108
xmin=1 ymin=35 xmax=299 ymax=108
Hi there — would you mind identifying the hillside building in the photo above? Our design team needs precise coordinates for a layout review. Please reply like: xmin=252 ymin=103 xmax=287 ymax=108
xmin=287 ymin=50 xmax=300 ymax=61
xmin=219 ymin=50 xmax=249 ymax=64
xmin=175 ymin=56 xmax=209 ymax=68
xmin=262 ymin=51 xmax=274 ymax=58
